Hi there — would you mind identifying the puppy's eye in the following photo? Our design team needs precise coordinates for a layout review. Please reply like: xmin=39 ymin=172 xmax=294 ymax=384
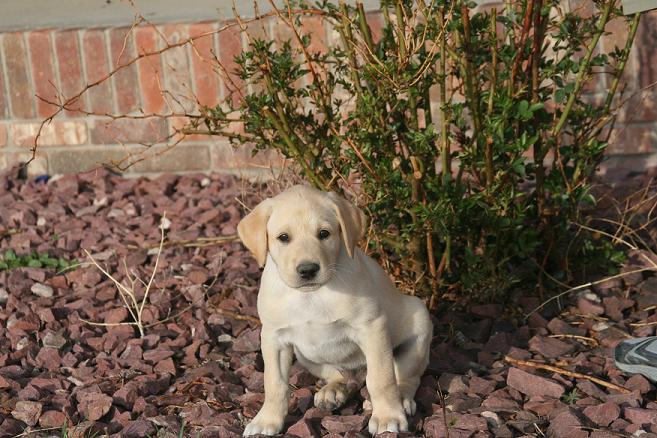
xmin=277 ymin=233 xmax=290 ymax=243
xmin=318 ymin=229 xmax=330 ymax=240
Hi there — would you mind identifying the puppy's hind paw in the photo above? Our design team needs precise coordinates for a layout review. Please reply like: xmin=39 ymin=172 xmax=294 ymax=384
xmin=314 ymin=382 xmax=348 ymax=411
xmin=402 ymin=398 xmax=416 ymax=416
xmin=368 ymin=410 xmax=408 ymax=435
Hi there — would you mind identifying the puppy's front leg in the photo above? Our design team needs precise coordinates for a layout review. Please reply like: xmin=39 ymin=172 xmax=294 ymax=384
xmin=359 ymin=318 xmax=408 ymax=435
xmin=243 ymin=328 xmax=292 ymax=436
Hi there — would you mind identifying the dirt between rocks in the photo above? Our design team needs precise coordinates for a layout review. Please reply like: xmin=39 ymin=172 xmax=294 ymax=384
xmin=2 ymin=165 xmax=657 ymax=437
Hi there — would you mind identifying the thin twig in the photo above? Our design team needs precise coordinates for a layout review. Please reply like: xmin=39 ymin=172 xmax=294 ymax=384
xmin=629 ymin=320 xmax=657 ymax=328
xmin=214 ymin=308 xmax=261 ymax=325
xmin=548 ymin=334 xmax=599 ymax=347
xmin=127 ymin=235 xmax=239 ymax=250
xmin=504 ymin=355 xmax=630 ymax=393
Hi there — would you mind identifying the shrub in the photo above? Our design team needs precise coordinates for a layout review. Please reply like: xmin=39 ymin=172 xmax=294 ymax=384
xmin=193 ymin=0 xmax=640 ymax=304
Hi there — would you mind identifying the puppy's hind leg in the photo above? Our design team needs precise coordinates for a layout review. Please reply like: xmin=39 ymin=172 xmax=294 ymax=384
xmin=296 ymin=355 xmax=349 ymax=411
xmin=394 ymin=300 xmax=433 ymax=416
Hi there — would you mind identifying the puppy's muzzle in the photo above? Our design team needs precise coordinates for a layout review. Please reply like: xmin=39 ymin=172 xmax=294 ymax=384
xmin=296 ymin=262 xmax=320 ymax=280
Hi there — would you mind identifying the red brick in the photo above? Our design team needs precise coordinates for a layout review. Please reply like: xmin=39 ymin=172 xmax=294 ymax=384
xmin=635 ymin=11 xmax=657 ymax=89
xmin=366 ymin=11 xmax=384 ymax=44
xmin=108 ymin=27 xmax=141 ymax=114
xmin=160 ymin=24 xmax=195 ymax=112
xmin=242 ymin=18 xmax=271 ymax=96
xmin=8 ymin=121 xmax=87 ymax=147
xmin=3 ymin=32 xmax=35 ymax=118
xmin=218 ymin=21 xmax=245 ymax=105
xmin=135 ymin=26 xmax=166 ymax=114
xmin=81 ymin=29 xmax=114 ymax=115
xmin=601 ymin=16 xmax=636 ymax=91
xmin=190 ymin=22 xmax=220 ymax=108
xmin=301 ymin=16 xmax=328 ymax=55
xmin=167 ymin=116 xmax=209 ymax=143
xmin=569 ymin=0 xmax=594 ymax=18
xmin=89 ymin=117 xmax=167 ymax=144
xmin=28 ymin=31 xmax=59 ymax=117
xmin=54 ymin=30 xmax=86 ymax=116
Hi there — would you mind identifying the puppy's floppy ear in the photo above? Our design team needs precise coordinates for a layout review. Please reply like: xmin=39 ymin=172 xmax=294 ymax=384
xmin=237 ymin=198 xmax=274 ymax=268
xmin=328 ymin=192 xmax=367 ymax=258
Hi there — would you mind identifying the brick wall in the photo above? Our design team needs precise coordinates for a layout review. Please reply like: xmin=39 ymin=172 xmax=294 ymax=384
xmin=0 ymin=19 xmax=294 ymax=177
xmin=0 ymin=6 xmax=656 ymax=177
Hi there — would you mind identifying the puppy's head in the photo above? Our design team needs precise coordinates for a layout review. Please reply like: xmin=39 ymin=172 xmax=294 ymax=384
xmin=237 ymin=185 xmax=367 ymax=291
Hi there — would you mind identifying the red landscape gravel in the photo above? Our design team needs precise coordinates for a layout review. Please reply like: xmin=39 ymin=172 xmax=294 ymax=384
xmin=2 ymin=164 xmax=657 ymax=437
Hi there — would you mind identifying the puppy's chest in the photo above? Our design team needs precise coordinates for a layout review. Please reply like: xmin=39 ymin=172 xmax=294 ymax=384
xmin=279 ymin=320 xmax=364 ymax=367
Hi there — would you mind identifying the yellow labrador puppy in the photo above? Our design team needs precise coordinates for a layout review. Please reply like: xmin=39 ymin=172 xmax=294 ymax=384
xmin=238 ymin=185 xmax=432 ymax=436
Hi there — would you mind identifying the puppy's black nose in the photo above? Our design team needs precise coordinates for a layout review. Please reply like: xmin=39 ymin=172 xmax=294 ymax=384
xmin=297 ymin=262 xmax=320 ymax=280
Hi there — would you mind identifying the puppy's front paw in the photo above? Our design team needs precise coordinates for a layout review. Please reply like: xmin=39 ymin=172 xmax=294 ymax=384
xmin=368 ymin=409 xmax=408 ymax=435
xmin=314 ymin=382 xmax=348 ymax=411
xmin=243 ymin=410 xmax=285 ymax=436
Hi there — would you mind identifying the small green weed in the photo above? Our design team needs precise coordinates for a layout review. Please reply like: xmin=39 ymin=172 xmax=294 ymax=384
xmin=0 ymin=249 xmax=72 ymax=271
xmin=561 ymin=388 xmax=581 ymax=405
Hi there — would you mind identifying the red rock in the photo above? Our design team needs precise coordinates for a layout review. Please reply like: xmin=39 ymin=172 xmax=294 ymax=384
xmin=243 ymin=370 xmax=264 ymax=392
xmin=576 ymin=380 xmax=608 ymax=400
xmin=18 ymin=385 xmax=41 ymax=401
xmin=626 ymin=374 xmax=653 ymax=394
xmin=233 ymin=327 xmax=261 ymax=352
xmin=438 ymin=373 xmax=469 ymax=394
xmin=289 ymin=368 xmax=317 ymax=388
xmin=480 ymin=389 xmax=519 ymax=412
xmin=577 ymin=296 xmax=605 ymax=316
xmin=78 ymin=392 xmax=113 ymax=421
xmin=154 ymin=357 xmax=177 ymax=375
xmin=302 ymin=407 xmax=331 ymax=421
xmin=468 ymin=376 xmax=496 ymax=396
xmin=39 ymin=410 xmax=67 ymax=428
xmin=35 ymin=346 xmax=61 ymax=371
xmin=528 ymin=335 xmax=575 ymax=358
xmin=11 ymin=400 xmax=43 ymax=426
xmin=121 ymin=419 xmax=156 ymax=438
xmin=547 ymin=408 xmax=588 ymax=438
xmin=589 ymin=432 xmax=618 ymax=438
xmin=507 ymin=367 xmax=565 ymax=398
xmin=188 ymin=269 xmax=209 ymax=284
xmin=113 ymin=383 xmax=138 ymax=409
xmin=204 ymin=426 xmax=242 ymax=438
xmin=624 ymin=407 xmax=657 ymax=425
xmin=105 ymin=307 xmax=128 ymax=324
xmin=0 ymin=418 xmax=24 ymax=437
xmin=603 ymin=296 xmax=634 ymax=321
xmin=424 ymin=415 xmax=476 ymax=438
xmin=449 ymin=413 xmax=489 ymax=431
xmin=143 ymin=349 xmax=174 ymax=363
xmin=0 ymin=375 xmax=17 ymax=390
xmin=606 ymin=390 xmax=642 ymax=408
xmin=288 ymin=418 xmax=320 ymax=437
xmin=547 ymin=318 xmax=586 ymax=336
xmin=183 ymin=340 xmax=201 ymax=366
xmin=583 ymin=402 xmax=620 ymax=426
xmin=291 ymin=387 xmax=314 ymax=413
xmin=320 ymin=415 xmax=367 ymax=434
